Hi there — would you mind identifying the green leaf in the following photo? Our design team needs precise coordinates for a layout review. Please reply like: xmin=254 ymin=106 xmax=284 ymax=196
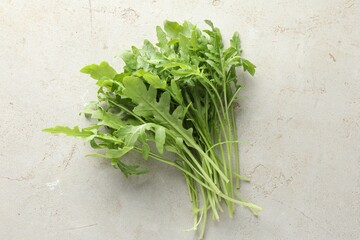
xmin=80 ymin=61 xmax=117 ymax=80
xmin=42 ymin=126 xmax=97 ymax=138
xmin=115 ymin=122 xmax=167 ymax=156
xmin=116 ymin=123 xmax=153 ymax=146
xmin=115 ymin=160 xmax=148 ymax=177
xmin=122 ymin=76 xmax=193 ymax=139
xmin=190 ymin=30 xmax=199 ymax=50
xmin=179 ymin=33 xmax=190 ymax=59
xmin=181 ymin=21 xmax=193 ymax=37
xmin=114 ymin=72 xmax=131 ymax=84
xmin=156 ymin=26 xmax=168 ymax=49
xmin=169 ymin=80 xmax=183 ymax=104
xmin=154 ymin=126 xmax=166 ymax=154
xmin=170 ymin=69 xmax=197 ymax=77
xmin=135 ymin=70 xmax=167 ymax=89
xmin=164 ymin=20 xmax=183 ymax=38
xmin=161 ymin=62 xmax=192 ymax=70
xmin=121 ymin=50 xmax=138 ymax=71
xmin=141 ymin=143 xmax=150 ymax=160
xmin=204 ymin=19 xmax=214 ymax=29
xmin=230 ymin=32 xmax=241 ymax=53
xmin=242 ymin=58 xmax=256 ymax=76
xmin=116 ymin=124 xmax=152 ymax=146
xmin=168 ymin=38 xmax=179 ymax=46
xmin=94 ymin=134 xmax=124 ymax=145
xmin=143 ymin=73 xmax=166 ymax=89
xmin=87 ymin=147 xmax=133 ymax=159
xmin=82 ymin=102 xmax=125 ymax=129
xmin=205 ymin=59 xmax=222 ymax=75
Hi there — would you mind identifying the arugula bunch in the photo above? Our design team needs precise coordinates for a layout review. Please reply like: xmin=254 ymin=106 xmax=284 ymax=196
xmin=44 ymin=20 xmax=261 ymax=238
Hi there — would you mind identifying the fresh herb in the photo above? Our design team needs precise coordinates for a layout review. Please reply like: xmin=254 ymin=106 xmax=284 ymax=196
xmin=43 ymin=20 xmax=261 ymax=239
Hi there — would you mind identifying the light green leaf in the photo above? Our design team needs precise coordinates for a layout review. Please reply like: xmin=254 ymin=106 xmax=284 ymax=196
xmin=164 ymin=20 xmax=183 ymax=38
xmin=82 ymin=103 xmax=125 ymax=129
xmin=115 ymin=122 xmax=167 ymax=156
xmin=190 ymin=30 xmax=199 ymax=50
xmin=121 ymin=50 xmax=138 ymax=71
xmin=169 ymin=80 xmax=183 ymax=104
xmin=80 ymin=61 xmax=117 ymax=80
xmin=141 ymin=143 xmax=150 ymax=160
xmin=42 ymin=126 xmax=97 ymax=138
xmin=230 ymin=32 xmax=241 ymax=53
xmin=156 ymin=26 xmax=168 ymax=49
xmin=116 ymin=124 xmax=152 ymax=146
xmin=87 ymin=147 xmax=133 ymax=159
xmin=135 ymin=70 xmax=166 ymax=89
xmin=168 ymin=38 xmax=179 ymax=46
xmin=161 ymin=62 xmax=192 ymax=70
xmin=170 ymin=69 xmax=196 ymax=77
xmin=154 ymin=126 xmax=166 ymax=154
xmin=242 ymin=58 xmax=256 ymax=76
xmin=179 ymin=33 xmax=190 ymax=59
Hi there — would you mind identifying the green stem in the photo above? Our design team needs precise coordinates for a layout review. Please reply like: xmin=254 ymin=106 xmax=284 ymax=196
xmin=230 ymin=105 xmax=241 ymax=189
xmin=133 ymin=147 xmax=215 ymax=193
xmin=199 ymin=186 xmax=208 ymax=240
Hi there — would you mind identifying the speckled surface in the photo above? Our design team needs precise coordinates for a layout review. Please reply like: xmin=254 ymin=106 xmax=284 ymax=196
xmin=1 ymin=1 xmax=359 ymax=239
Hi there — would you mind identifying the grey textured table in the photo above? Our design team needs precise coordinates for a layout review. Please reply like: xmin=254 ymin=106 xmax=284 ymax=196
xmin=1 ymin=1 xmax=359 ymax=239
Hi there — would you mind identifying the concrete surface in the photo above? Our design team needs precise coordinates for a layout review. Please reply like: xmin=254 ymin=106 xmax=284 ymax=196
xmin=1 ymin=0 xmax=359 ymax=239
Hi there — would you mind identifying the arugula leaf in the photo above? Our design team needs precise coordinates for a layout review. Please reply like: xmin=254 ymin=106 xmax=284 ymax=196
xmin=241 ymin=58 xmax=256 ymax=76
xmin=135 ymin=69 xmax=167 ymax=89
xmin=80 ymin=61 xmax=117 ymax=80
xmin=122 ymin=76 xmax=193 ymax=137
xmin=82 ymin=103 xmax=125 ymax=129
xmin=42 ymin=126 xmax=97 ymax=138
xmin=164 ymin=20 xmax=184 ymax=38
xmin=87 ymin=147 xmax=133 ymax=159
xmin=114 ymin=159 xmax=148 ymax=177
